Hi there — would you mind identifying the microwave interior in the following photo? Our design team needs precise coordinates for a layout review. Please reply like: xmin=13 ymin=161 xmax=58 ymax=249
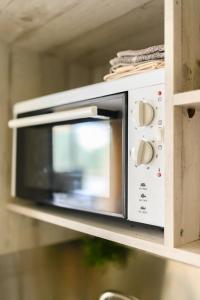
xmin=16 ymin=93 xmax=127 ymax=218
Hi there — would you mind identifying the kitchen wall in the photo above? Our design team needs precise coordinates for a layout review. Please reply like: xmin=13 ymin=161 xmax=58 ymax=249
xmin=80 ymin=244 xmax=200 ymax=300
xmin=0 ymin=240 xmax=199 ymax=300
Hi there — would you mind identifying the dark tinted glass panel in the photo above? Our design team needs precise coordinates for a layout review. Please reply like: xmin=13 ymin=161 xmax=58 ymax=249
xmin=16 ymin=93 xmax=127 ymax=217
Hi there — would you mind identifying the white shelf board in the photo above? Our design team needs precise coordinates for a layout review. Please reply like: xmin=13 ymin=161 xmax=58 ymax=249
xmin=7 ymin=200 xmax=200 ymax=267
xmin=7 ymin=200 xmax=164 ymax=246
xmin=174 ymin=90 xmax=200 ymax=106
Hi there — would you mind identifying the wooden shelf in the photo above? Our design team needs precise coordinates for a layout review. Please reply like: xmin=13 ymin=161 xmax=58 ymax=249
xmin=174 ymin=90 xmax=200 ymax=106
xmin=7 ymin=200 xmax=164 ymax=246
xmin=7 ymin=200 xmax=200 ymax=267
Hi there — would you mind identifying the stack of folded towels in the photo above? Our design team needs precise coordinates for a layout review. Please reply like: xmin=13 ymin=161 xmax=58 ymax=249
xmin=103 ymin=44 xmax=165 ymax=81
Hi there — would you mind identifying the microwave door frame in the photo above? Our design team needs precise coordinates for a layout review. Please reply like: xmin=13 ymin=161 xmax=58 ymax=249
xmin=12 ymin=117 xmax=123 ymax=214
xmin=10 ymin=96 xmax=127 ymax=219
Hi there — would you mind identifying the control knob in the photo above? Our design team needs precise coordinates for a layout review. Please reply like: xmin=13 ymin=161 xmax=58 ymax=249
xmin=131 ymin=140 xmax=154 ymax=166
xmin=134 ymin=101 xmax=154 ymax=126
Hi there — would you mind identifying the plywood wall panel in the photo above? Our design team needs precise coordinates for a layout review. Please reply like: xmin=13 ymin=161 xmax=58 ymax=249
xmin=182 ymin=0 xmax=200 ymax=91
xmin=0 ymin=40 xmax=14 ymax=254
xmin=0 ymin=0 xmax=83 ymax=43
xmin=41 ymin=54 xmax=67 ymax=95
xmin=10 ymin=48 xmax=42 ymax=103
xmin=13 ymin=0 xmax=151 ymax=51
xmin=0 ymin=40 xmax=10 ymax=203
xmin=67 ymin=63 xmax=92 ymax=89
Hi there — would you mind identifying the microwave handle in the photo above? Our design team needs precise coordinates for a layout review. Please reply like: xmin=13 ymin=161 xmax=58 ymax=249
xmin=8 ymin=106 xmax=111 ymax=129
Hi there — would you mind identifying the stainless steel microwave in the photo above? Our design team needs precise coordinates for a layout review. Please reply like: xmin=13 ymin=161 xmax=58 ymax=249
xmin=9 ymin=69 xmax=165 ymax=227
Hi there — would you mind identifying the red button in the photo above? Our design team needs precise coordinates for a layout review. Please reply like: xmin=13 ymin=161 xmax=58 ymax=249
xmin=157 ymin=91 xmax=162 ymax=95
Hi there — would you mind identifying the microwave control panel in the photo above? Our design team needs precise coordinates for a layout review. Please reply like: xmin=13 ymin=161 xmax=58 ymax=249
xmin=128 ymin=83 xmax=165 ymax=227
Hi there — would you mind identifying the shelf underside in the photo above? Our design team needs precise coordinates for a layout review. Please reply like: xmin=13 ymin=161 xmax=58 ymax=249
xmin=0 ymin=0 xmax=164 ymax=66
xmin=7 ymin=200 xmax=200 ymax=267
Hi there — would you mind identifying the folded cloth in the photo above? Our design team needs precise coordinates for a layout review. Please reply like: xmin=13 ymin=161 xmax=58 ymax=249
xmin=103 ymin=44 xmax=165 ymax=81
xmin=110 ymin=52 xmax=164 ymax=68
xmin=103 ymin=60 xmax=165 ymax=81
xmin=117 ymin=44 xmax=164 ymax=57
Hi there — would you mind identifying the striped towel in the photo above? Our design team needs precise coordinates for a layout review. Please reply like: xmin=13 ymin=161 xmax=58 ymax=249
xmin=110 ymin=52 xmax=164 ymax=72
xmin=103 ymin=44 xmax=165 ymax=81
xmin=116 ymin=44 xmax=164 ymax=57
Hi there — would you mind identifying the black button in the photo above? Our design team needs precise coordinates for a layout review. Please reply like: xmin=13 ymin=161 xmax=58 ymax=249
xmin=141 ymin=193 xmax=146 ymax=198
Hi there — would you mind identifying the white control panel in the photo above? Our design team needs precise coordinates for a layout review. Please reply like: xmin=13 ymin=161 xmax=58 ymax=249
xmin=128 ymin=84 xmax=165 ymax=227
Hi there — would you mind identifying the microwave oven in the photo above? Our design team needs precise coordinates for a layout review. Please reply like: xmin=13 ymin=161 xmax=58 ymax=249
xmin=9 ymin=69 xmax=165 ymax=227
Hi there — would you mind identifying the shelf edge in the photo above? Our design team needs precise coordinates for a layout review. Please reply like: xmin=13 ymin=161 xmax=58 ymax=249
xmin=174 ymin=90 xmax=200 ymax=106
xmin=7 ymin=202 xmax=200 ymax=268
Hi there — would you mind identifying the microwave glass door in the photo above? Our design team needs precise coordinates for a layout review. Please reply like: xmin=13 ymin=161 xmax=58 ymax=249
xmin=16 ymin=94 xmax=127 ymax=217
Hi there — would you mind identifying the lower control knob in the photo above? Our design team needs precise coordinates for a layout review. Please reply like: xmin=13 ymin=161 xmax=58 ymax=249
xmin=131 ymin=140 xmax=154 ymax=166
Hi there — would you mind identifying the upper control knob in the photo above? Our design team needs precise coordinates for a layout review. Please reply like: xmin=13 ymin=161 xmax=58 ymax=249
xmin=131 ymin=140 xmax=154 ymax=166
xmin=134 ymin=101 xmax=154 ymax=126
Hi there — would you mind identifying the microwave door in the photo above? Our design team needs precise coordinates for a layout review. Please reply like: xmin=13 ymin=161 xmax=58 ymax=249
xmin=11 ymin=105 xmax=125 ymax=218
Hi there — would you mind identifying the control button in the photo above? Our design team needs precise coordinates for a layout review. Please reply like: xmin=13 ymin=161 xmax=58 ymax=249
xmin=140 ymin=183 xmax=146 ymax=187
xmin=157 ymin=91 xmax=162 ymax=96
xmin=131 ymin=140 xmax=154 ymax=166
xmin=134 ymin=101 xmax=154 ymax=126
